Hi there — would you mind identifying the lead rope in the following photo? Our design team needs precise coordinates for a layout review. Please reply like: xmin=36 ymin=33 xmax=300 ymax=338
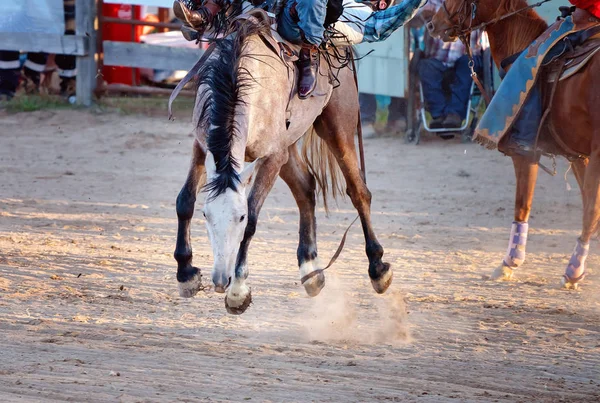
xmin=300 ymin=50 xmax=365 ymax=285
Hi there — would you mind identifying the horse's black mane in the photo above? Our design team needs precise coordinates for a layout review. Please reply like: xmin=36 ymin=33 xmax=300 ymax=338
xmin=197 ymin=16 xmax=270 ymax=200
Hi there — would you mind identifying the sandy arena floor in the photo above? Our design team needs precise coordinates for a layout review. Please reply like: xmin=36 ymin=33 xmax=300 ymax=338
xmin=0 ymin=107 xmax=599 ymax=402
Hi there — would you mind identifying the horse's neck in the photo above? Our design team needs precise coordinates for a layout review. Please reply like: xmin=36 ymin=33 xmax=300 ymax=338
xmin=486 ymin=11 xmax=548 ymax=67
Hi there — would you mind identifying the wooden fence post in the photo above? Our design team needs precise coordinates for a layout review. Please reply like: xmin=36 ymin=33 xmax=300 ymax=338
xmin=76 ymin=0 xmax=97 ymax=106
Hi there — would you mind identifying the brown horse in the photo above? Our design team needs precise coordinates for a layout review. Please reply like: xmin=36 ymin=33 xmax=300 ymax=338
xmin=429 ymin=0 xmax=600 ymax=288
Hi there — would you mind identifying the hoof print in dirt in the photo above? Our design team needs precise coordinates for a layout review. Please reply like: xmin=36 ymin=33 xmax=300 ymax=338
xmin=225 ymin=292 xmax=253 ymax=315
xmin=489 ymin=265 xmax=514 ymax=282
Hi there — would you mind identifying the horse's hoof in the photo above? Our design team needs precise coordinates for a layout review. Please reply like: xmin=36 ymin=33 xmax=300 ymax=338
xmin=490 ymin=265 xmax=514 ymax=281
xmin=370 ymin=262 xmax=393 ymax=294
xmin=178 ymin=268 xmax=203 ymax=298
xmin=561 ymin=276 xmax=580 ymax=290
xmin=302 ymin=270 xmax=325 ymax=297
xmin=225 ymin=290 xmax=252 ymax=315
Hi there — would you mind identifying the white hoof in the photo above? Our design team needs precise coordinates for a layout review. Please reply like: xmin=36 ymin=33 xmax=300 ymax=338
xmin=490 ymin=264 xmax=514 ymax=281
xmin=178 ymin=272 xmax=203 ymax=298
xmin=300 ymin=260 xmax=326 ymax=297
xmin=225 ymin=281 xmax=252 ymax=315
xmin=226 ymin=280 xmax=250 ymax=307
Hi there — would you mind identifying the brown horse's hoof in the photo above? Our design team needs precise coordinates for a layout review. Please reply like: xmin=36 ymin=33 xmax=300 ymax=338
xmin=225 ymin=291 xmax=252 ymax=315
xmin=370 ymin=262 xmax=393 ymax=294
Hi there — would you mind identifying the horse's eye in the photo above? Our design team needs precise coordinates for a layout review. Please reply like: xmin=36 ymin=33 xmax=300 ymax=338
xmin=203 ymin=211 xmax=206 ymax=218
xmin=240 ymin=215 xmax=246 ymax=222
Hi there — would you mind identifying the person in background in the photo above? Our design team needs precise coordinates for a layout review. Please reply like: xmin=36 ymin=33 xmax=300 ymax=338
xmin=0 ymin=0 xmax=77 ymax=101
xmin=414 ymin=0 xmax=486 ymax=130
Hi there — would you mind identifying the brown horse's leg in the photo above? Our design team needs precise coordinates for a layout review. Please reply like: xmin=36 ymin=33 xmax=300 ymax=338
xmin=225 ymin=151 xmax=289 ymax=314
xmin=571 ymin=159 xmax=588 ymax=200
xmin=279 ymin=143 xmax=324 ymax=297
xmin=174 ymin=140 xmax=206 ymax=297
xmin=491 ymin=155 xmax=538 ymax=281
xmin=562 ymin=156 xmax=598 ymax=289
xmin=314 ymin=110 xmax=392 ymax=294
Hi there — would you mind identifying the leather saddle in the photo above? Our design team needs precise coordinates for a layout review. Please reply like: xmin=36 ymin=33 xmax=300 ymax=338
xmin=544 ymin=7 xmax=600 ymax=83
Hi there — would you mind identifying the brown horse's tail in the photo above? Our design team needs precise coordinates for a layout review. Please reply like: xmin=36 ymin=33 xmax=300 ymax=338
xmin=300 ymin=128 xmax=344 ymax=213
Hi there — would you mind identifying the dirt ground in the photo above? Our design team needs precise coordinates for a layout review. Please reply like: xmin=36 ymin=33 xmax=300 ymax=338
xmin=0 ymin=106 xmax=599 ymax=402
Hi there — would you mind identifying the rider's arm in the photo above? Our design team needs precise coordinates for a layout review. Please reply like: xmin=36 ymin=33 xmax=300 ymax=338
xmin=361 ymin=0 xmax=428 ymax=43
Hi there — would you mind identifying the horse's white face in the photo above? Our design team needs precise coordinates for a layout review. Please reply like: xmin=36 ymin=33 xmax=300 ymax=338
xmin=203 ymin=153 xmax=258 ymax=293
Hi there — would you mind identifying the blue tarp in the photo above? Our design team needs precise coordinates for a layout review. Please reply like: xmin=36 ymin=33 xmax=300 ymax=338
xmin=0 ymin=0 xmax=65 ymax=34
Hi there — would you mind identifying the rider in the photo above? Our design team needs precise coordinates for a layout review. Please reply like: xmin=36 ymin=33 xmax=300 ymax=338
xmin=173 ymin=0 xmax=426 ymax=98
xmin=498 ymin=0 xmax=600 ymax=158
xmin=174 ymin=0 xmax=333 ymax=98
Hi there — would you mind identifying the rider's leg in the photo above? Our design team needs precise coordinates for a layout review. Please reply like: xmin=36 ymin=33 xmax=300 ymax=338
xmin=293 ymin=0 xmax=328 ymax=98
xmin=507 ymin=84 xmax=542 ymax=157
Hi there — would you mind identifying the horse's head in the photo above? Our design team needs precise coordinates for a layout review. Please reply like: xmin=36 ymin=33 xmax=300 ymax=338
xmin=428 ymin=0 xmax=503 ymax=41
xmin=203 ymin=152 xmax=258 ymax=293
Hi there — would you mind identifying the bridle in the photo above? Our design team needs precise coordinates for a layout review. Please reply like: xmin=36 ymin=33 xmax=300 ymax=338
xmin=438 ymin=0 xmax=553 ymax=105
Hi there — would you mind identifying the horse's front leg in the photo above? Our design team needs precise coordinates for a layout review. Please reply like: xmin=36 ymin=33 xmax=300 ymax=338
xmin=174 ymin=140 xmax=206 ymax=297
xmin=279 ymin=143 xmax=324 ymax=297
xmin=225 ymin=152 xmax=289 ymax=314
xmin=491 ymin=155 xmax=538 ymax=281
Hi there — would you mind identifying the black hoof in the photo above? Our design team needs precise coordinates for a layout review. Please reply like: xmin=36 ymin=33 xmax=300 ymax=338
xmin=302 ymin=270 xmax=326 ymax=297
xmin=369 ymin=261 xmax=392 ymax=294
xmin=177 ymin=266 xmax=203 ymax=298
xmin=225 ymin=291 xmax=252 ymax=315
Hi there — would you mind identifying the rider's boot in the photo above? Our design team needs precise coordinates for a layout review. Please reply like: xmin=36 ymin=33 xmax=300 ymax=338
xmin=297 ymin=40 xmax=319 ymax=99
xmin=173 ymin=0 xmax=223 ymax=32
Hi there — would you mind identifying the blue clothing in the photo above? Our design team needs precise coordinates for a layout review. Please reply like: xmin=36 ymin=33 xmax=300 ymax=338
xmin=419 ymin=54 xmax=482 ymax=120
xmin=362 ymin=0 xmax=427 ymax=42
xmin=278 ymin=0 xmax=426 ymax=45
xmin=280 ymin=0 xmax=328 ymax=45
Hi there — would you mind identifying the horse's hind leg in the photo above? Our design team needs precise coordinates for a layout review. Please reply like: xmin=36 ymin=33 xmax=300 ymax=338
xmin=491 ymin=155 xmax=538 ymax=281
xmin=314 ymin=113 xmax=391 ymax=294
xmin=225 ymin=151 xmax=289 ymax=314
xmin=562 ymin=155 xmax=598 ymax=289
xmin=279 ymin=143 xmax=325 ymax=297
xmin=174 ymin=140 xmax=206 ymax=297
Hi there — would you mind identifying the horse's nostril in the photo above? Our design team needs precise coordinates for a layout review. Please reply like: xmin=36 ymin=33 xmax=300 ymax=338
xmin=426 ymin=21 xmax=435 ymax=33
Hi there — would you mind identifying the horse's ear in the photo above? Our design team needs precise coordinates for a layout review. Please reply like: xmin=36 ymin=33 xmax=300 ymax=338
xmin=240 ymin=159 xmax=260 ymax=186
